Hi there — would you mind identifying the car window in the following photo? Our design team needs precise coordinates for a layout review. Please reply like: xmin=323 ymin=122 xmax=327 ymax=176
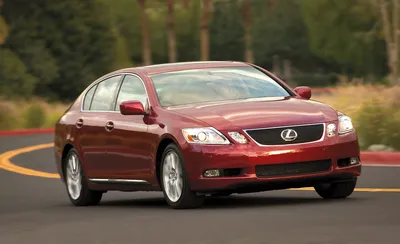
xmin=150 ymin=66 xmax=292 ymax=107
xmin=83 ymin=84 xmax=97 ymax=110
xmin=90 ymin=75 xmax=122 ymax=111
xmin=115 ymin=75 xmax=147 ymax=111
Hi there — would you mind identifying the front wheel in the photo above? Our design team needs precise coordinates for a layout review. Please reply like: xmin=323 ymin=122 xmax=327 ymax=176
xmin=160 ymin=144 xmax=204 ymax=209
xmin=314 ymin=179 xmax=357 ymax=199
xmin=64 ymin=148 xmax=103 ymax=206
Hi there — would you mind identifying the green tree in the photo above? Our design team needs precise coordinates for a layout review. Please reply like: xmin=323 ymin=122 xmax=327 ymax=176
xmin=0 ymin=48 xmax=37 ymax=98
xmin=376 ymin=0 xmax=400 ymax=84
xmin=251 ymin=0 xmax=319 ymax=70
xmin=0 ymin=0 xmax=8 ymax=44
xmin=299 ymin=0 xmax=387 ymax=79
xmin=210 ymin=1 xmax=244 ymax=61
xmin=3 ymin=0 xmax=116 ymax=100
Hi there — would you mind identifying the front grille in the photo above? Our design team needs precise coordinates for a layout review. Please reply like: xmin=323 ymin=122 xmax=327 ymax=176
xmin=245 ymin=123 xmax=324 ymax=145
xmin=255 ymin=159 xmax=332 ymax=177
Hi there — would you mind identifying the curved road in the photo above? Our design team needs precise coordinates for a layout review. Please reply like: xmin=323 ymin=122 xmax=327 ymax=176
xmin=0 ymin=134 xmax=399 ymax=244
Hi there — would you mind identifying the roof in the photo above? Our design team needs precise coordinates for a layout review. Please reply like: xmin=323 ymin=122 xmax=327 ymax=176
xmin=115 ymin=61 xmax=251 ymax=76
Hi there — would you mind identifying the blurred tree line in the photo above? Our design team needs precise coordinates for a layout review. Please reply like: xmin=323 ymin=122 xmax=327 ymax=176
xmin=0 ymin=0 xmax=397 ymax=101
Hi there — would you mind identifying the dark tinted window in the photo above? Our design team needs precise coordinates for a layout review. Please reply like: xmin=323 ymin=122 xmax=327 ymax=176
xmin=83 ymin=84 xmax=97 ymax=110
xmin=150 ymin=66 xmax=291 ymax=106
xmin=115 ymin=75 xmax=147 ymax=111
xmin=90 ymin=75 xmax=121 ymax=111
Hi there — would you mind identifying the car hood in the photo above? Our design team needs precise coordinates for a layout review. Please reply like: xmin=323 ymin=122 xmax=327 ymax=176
xmin=166 ymin=97 xmax=338 ymax=131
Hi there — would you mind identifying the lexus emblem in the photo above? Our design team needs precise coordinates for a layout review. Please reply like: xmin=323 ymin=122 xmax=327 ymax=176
xmin=281 ymin=129 xmax=298 ymax=141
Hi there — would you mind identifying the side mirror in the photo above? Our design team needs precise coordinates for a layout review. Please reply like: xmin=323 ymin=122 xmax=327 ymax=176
xmin=120 ymin=100 xmax=146 ymax=115
xmin=294 ymin=86 xmax=312 ymax=100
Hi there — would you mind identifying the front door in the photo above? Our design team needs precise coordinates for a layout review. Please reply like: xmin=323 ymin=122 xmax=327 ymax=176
xmin=106 ymin=74 xmax=153 ymax=182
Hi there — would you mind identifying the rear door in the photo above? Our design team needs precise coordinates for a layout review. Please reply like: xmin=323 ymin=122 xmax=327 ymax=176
xmin=106 ymin=74 xmax=153 ymax=182
xmin=77 ymin=75 xmax=122 ymax=179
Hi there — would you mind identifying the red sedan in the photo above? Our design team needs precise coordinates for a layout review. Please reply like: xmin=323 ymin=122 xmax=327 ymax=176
xmin=54 ymin=61 xmax=361 ymax=209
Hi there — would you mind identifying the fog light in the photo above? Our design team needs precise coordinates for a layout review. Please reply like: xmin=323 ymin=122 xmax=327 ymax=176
xmin=228 ymin=132 xmax=248 ymax=144
xmin=327 ymin=123 xmax=336 ymax=137
xmin=350 ymin=157 xmax=359 ymax=165
xmin=204 ymin=169 xmax=221 ymax=177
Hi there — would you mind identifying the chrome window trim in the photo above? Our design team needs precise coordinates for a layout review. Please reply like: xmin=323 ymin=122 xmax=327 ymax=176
xmin=243 ymin=122 xmax=326 ymax=147
xmin=89 ymin=178 xmax=150 ymax=184
xmin=80 ymin=72 xmax=151 ymax=113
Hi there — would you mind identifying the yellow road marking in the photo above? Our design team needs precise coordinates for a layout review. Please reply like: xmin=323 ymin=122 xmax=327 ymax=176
xmin=0 ymin=144 xmax=400 ymax=193
xmin=288 ymin=187 xmax=400 ymax=193
xmin=0 ymin=143 xmax=60 ymax=179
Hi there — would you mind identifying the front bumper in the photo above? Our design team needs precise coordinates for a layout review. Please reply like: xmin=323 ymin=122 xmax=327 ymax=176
xmin=181 ymin=129 xmax=361 ymax=193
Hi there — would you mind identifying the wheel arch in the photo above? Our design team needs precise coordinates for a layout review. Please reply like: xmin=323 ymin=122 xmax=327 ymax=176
xmin=61 ymin=143 xmax=74 ymax=179
xmin=155 ymin=134 xmax=181 ymax=186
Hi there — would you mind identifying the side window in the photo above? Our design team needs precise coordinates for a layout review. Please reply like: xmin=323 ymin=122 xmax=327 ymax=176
xmin=90 ymin=75 xmax=121 ymax=111
xmin=83 ymin=84 xmax=97 ymax=110
xmin=115 ymin=75 xmax=147 ymax=111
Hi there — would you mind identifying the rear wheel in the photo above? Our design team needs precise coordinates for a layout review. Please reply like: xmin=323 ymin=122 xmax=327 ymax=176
xmin=314 ymin=179 xmax=357 ymax=199
xmin=160 ymin=144 xmax=204 ymax=209
xmin=64 ymin=148 xmax=103 ymax=206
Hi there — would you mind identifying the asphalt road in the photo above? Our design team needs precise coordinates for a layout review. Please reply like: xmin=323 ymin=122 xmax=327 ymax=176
xmin=0 ymin=134 xmax=399 ymax=244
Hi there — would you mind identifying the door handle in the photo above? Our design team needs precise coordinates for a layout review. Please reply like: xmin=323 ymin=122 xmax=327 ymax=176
xmin=105 ymin=121 xmax=114 ymax=131
xmin=76 ymin=119 xmax=84 ymax=128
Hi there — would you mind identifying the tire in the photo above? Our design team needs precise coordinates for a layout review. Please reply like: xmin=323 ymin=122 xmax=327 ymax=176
xmin=160 ymin=144 xmax=205 ymax=209
xmin=64 ymin=148 xmax=103 ymax=206
xmin=314 ymin=179 xmax=357 ymax=199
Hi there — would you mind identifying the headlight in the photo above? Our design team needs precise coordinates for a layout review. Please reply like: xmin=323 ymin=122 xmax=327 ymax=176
xmin=338 ymin=112 xmax=354 ymax=134
xmin=182 ymin=127 xmax=230 ymax=144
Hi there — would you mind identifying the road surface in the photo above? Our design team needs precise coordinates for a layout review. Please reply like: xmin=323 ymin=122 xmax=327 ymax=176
xmin=0 ymin=134 xmax=399 ymax=244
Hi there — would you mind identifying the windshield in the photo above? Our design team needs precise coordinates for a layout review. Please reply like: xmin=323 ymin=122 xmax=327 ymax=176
xmin=150 ymin=66 xmax=292 ymax=107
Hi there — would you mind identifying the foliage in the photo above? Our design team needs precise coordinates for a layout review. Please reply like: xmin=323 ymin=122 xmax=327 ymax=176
xmin=0 ymin=100 xmax=69 ymax=130
xmin=0 ymin=48 xmax=38 ymax=98
xmin=0 ymin=103 xmax=17 ymax=130
xmin=2 ymin=0 xmax=116 ymax=100
xmin=210 ymin=1 xmax=244 ymax=61
xmin=45 ymin=111 xmax=63 ymax=128
xmin=253 ymin=0 xmax=317 ymax=70
xmin=299 ymin=0 xmax=387 ymax=78
xmin=356 ymin=99 xmax=400 ymax=150
xmin=315 ymin=84 xmax=400 ymax=150
xmin=0 ymin=16 xmax=8 ymax=44
xmin=22 ymin=104 xmax=46 ymax=129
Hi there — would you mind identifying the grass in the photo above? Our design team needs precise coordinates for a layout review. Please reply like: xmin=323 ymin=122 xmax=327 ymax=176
xmin=313 ymin=83 xmax=400 ymax=150
xmin=0 ymin=99 xmax=70 ymax=130
xmin=313 ymin=83 xmax=400 ymax=127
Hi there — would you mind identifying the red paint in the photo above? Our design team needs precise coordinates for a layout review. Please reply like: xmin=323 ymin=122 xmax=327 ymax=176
xmin=294 ymin=86 xmax=312 ymax=100
xmin=0 ymin=128 xmax=55 ymax=136
xmin=120 ymin=100 xmax=147 ymax=115
xmin=52 ymin=61 xmax=367 ymax=195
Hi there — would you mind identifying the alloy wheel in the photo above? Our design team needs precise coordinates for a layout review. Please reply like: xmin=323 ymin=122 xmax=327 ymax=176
xmin=66 ymin=153 xmax=82 ymax=200
xmin=162 ymin=151 xmax=183 ymax=202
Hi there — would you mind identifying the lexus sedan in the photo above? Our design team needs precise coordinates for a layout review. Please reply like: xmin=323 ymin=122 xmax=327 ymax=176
xmin=54 ymin=61 xmax=361 ymax=209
